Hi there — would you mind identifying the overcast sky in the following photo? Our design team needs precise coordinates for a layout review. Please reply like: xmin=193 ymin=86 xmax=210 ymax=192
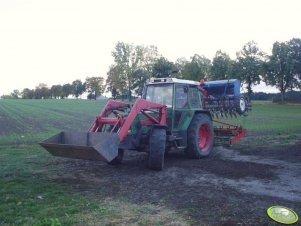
xmin=1 ymin=0 xmax=300 ymax=95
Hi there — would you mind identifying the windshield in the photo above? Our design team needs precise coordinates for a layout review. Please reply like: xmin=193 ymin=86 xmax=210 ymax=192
xmin=145 ymin=84 xmax=173 ymax=107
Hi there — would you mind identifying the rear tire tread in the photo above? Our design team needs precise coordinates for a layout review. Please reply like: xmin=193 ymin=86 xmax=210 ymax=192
xmin=186 ymin=113 xmax=214 ymax=159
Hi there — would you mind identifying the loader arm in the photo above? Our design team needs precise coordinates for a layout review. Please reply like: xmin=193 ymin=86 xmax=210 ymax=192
xmin=89 ymin=98 xmax=166 ymax=141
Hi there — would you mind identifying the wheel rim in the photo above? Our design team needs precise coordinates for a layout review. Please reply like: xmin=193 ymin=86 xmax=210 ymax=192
xmin=198 ymin=124 xmax=211 ymax=150
xmin=240 ymin=98 xmax=246 ymax=112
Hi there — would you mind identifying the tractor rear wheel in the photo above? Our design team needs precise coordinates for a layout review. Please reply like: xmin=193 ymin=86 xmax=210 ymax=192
xmin=186 ymin=113 xmax=214 ymax=158
xmin=108 ymin=149 xmax=124 ymax=165
xmin=148 ymin=127 xmax=166 ymax=170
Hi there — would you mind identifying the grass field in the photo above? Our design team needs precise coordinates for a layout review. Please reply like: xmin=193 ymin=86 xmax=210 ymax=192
xmin=0 ymin=99 xmax=105 ymax=145
xmin=1 ymin=99 xmax=300 ymax=145
xmin=0 ymin=99 xmax=301 ymax=225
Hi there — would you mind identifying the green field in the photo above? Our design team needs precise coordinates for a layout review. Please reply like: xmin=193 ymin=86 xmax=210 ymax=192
xmin=1 ymin=99 xmax=300 ymax=145
xmin=0 ymin=99 xmax=301 ymax=225
xmin=0 ymin=99 xmax=105 ymax=145
xmin=221 ymin=100 xmax=301 ymax=147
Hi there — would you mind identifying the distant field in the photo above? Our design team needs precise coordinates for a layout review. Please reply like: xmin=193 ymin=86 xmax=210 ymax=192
xmin=241 ymin=100 xmax=301 ymax=132
xmin=0 ymin=99 xmax=106 ymax=145
xmin=0 ymin=99 xmax=301 ymax=225
xmin=0 ymin=99 xmax=300 ymax=145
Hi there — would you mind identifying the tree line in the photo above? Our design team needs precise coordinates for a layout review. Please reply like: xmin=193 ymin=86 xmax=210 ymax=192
xmin=1 ymin=77 xmax=105 ymax=100
xmin=2 ymin=38 xmax=300 ymax=102
xmin=107 ymin=39 xmax=301 ymax=102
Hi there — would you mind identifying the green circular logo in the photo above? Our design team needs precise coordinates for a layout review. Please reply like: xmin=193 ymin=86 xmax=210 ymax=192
xmin=267 ymin=206 xmax=299 ymax=224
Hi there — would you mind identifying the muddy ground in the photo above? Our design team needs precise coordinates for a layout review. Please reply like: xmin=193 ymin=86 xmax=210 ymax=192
xmin=46 ymin=143 xmax=301 ymax=225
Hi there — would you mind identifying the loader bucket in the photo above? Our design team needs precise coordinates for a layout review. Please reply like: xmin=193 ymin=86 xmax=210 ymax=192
xmin=39 ymin=131 xmax=119 ymax=162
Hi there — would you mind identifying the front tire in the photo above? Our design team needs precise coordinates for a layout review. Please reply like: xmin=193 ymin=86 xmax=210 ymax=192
xmin=148 ymin=127 xmax=166 ymax=170
xmin=186 ymin=113 xmax=214 ymax=158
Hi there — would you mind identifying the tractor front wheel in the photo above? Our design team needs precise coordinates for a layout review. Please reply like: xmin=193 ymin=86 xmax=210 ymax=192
xmin=186 ymin=113 xmax=214 ymax=158
xmin=148 ymin=127 xmax=166 ymax=170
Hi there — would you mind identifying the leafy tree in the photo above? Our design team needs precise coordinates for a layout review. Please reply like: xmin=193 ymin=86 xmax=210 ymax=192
xmin=211 ymin=50 xmax=233 ymax=80
xmin=62 ymin=83 xmax=72 ymax=98
xmin=175 ymin=57 xmax=189 ymax=79
xmin=35 ymin=83 xmax=50 ymax=99
xmin=50 ymin=85 xmax=63 ymax=99
xmin=131 ymin=68 xmax=148 ymax=96
xmin=106 ymin=65 xmax=125 ymax=100
xmin=236 ymin=41 xmax=264 ymax=95
xmin=111 ymin=87 xmax=118 ymax=100
xmin=143 ymin=45 xmax=160 ymax=68
xmin=288 ymin=38 xmax=301 ymax=87
xmin=111 ymin=42 xmax=160 ymax=101
xmin=263 ymin=40 xmax=300 ymax=102
xmin=151 ymin=57 xmax=175 ymax=78
xmin=87 ymin=93 xmax=95 ymax=100
xmin=21 ymin=88 xmax=34 ymax=99
xmin=85 ymin=76 xmax=105 ymax=100
xmin=10 ymin=89 xmax=20 ymax=99
xmin=71 ymin=79 xmax=85 ymax=98
xmin=181 ymin=54 xmax=212 ymax=81
xmin=132 ymin=45 xmax=160 ymax=93
xmin=111 ymin=42 xmax=141 ymax=101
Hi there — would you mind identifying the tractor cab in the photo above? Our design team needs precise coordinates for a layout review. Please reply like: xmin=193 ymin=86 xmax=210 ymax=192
xmin=143 ymin=77 xmax=202 ymax=110
xmin=142 ymin=78 xmax=205 ymax=132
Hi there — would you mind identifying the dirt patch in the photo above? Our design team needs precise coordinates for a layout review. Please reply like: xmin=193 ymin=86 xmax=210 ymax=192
xmin=41 ymin=144 xmax=301 ymax=225
xmin=233 ymin=143 xmax=301 ymax=163
xmin=166 ymin=153 xmax=276 ymax=180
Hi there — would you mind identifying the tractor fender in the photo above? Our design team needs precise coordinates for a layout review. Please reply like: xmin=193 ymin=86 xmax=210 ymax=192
xmin=193 ymin=110 xmax=213 ymax=121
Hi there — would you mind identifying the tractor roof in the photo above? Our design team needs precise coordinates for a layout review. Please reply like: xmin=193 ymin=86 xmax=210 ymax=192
xmin=146 ymin=78 xmax=240 ymax=87
xmin=146 ymin=77 xmax=240 ymax=87
xmin=146 ymin=77 xmax=200 ymax=86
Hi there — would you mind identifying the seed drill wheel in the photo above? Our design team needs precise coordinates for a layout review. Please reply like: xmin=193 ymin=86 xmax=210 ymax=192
xmin=235 ymin=94 xmax=248 ymax=114
xmin=148 ymin=127 xmax=166 ymax=170
xmin=186 ymin=113 xmax=214 ymax=158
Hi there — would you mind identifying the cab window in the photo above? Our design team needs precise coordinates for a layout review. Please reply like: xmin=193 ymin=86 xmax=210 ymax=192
xmin=175 ymin=85 xmax=188 ymax=108
xmin=145 ymin=84 xmax=173 ymax=107
xmin=188 ymin=86 xmax=201 ymax=108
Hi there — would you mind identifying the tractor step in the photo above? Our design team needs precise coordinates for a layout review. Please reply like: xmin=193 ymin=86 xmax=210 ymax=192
xmin=39 ymin=131 xmax=119 ymax=162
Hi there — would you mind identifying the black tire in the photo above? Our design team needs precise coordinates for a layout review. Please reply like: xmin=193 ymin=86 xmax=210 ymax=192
xmin=235 ymin=95 xmax=248 ymax=115
xmin=186 ymin=113 xmax=214 ymax=158
xmin=108 ymin=149 xmax=124 ymax=165
xmin=148 ymin=127 xmax=166 ymax=170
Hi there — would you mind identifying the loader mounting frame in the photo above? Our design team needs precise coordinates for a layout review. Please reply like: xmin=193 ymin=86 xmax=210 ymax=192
xmin=89 ymin=98 xmax=167 ymax=142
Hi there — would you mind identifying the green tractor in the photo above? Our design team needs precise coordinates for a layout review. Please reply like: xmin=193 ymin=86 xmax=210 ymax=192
xmin=40 ymin=78 xmax=249 ymax=170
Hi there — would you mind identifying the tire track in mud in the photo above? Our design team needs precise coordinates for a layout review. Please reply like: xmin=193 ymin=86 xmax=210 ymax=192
xmin=212 ymin=146 xmax=301 ymax=202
